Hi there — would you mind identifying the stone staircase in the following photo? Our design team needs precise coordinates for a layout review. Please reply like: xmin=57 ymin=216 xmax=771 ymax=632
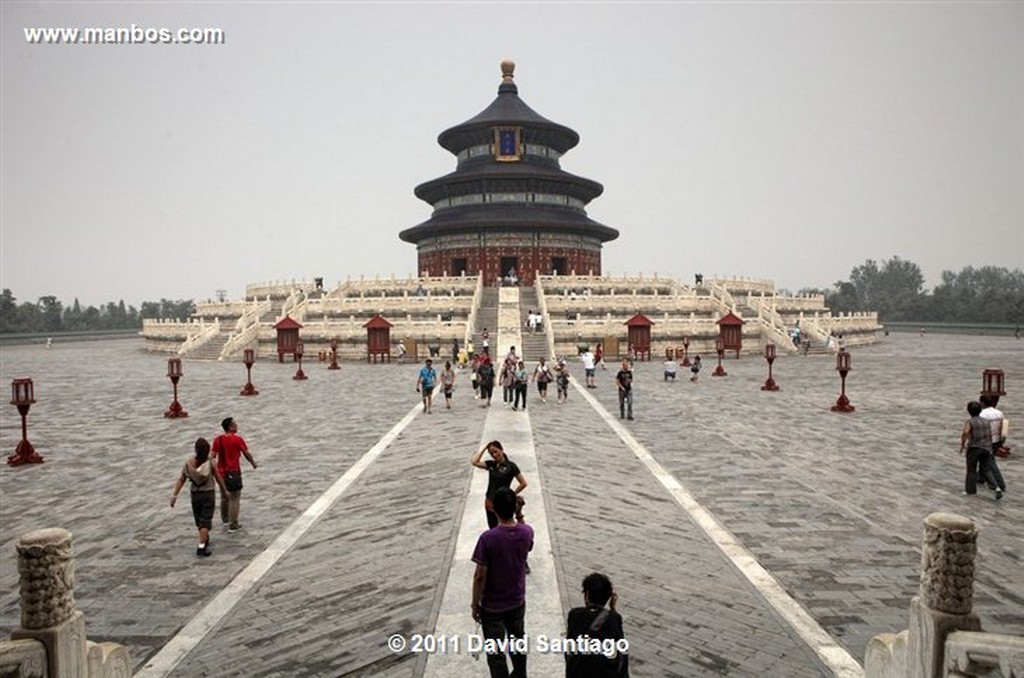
xmin=187 ymin=331 xmax=231 ymax=360
xmin=518 ymin=286 xmax=551 ymax=362
xmin=473 ymin=287 xmax=499 ymax=353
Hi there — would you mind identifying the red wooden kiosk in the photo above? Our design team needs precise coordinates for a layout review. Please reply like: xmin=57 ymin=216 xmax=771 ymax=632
xmin=364 ymin=314 xmax=394 ymax=363
xmin=274 ymin=315 xmax=303 ymax=363
xmin=624 ymin=313 xmax=654 ymax=362
xmin=717 ymin=312 xmax=745 ymax=358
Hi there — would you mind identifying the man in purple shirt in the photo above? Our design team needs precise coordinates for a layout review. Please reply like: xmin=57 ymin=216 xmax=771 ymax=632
xmin=472 ymin=486 xmax=534 ymax=678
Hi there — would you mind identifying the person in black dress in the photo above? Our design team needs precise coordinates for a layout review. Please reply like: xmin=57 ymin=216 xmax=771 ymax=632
xmin=471 ymin=440 xmax=528 ymax=528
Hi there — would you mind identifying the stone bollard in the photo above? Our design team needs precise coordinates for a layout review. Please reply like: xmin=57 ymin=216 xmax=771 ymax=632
xmin=865 ymin=512 xmax=982 ymax=678
xmin=906 ymin=512 xmax=982 ymax=678
xmin=8 ymin=528 xmax=130 ymax=678
xmin=919 ymin=512 xmax=977 ymax=616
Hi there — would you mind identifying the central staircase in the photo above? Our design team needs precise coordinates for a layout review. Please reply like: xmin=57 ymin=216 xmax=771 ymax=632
xmin=473 ymin=287 xmax=499 ymax=353
xmin=517 ymin=286 xmax=550 ymax=362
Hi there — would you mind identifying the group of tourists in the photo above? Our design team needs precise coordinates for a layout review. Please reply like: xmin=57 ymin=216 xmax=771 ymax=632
xmin=470 ymin=440 xmax=629 ymax=677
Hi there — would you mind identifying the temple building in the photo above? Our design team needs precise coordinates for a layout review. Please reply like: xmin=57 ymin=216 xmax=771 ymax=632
xmin=141 ymin=60 xmax=881 ymax=362
xmin=399 ymin=60 xmax=618 ymax=286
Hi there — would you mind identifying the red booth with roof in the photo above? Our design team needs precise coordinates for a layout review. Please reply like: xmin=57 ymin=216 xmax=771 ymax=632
xmin=717 ymin=312 xmax=744 ymax=358
xmin=624 ymin=313 xmax=654 ymax=362
xmin=364 ymin=314 xmax=394 ymax=363
xmin=274 ymin=316 xmax=303 ymax=363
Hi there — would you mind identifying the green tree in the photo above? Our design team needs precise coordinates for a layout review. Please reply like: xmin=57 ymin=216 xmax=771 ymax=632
xmin=0 ymin=289 xmax=19 ymax=332
xmin=842 ymin=256 xmax=926 ymax=321
xmin=37 ymin=296 xmax=64 ymax=332
xmin=928 ymin=266 xmax=1024 ymax=323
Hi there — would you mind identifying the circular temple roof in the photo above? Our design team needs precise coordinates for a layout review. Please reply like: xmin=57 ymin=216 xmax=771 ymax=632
xmin=437 ymin=62 xmax=580 ymax=155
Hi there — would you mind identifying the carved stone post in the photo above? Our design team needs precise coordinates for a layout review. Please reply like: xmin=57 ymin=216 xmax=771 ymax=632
xmin=9 ymin=528 xmax=130 ymax=678
xmin=907 ymin=512 xmax=982 ymax=678
xmin=10 ymin=528 xmax=86 ymax=677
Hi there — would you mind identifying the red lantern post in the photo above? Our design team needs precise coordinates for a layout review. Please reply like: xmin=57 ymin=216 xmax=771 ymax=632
xmin=293 ymin=341 xmax=308 ymax=380
xmin=681 ymin=336 xmax=691 ymax=367
xmin=981 ymin=369 xmax=1005 ymax=407
xmin=164 ymin=358 xmax=188 ymax=418
xmin=761 ymin=343 xmax=780 ymax=391
xmin=240 ymin=348 xmax=259 ymax=396
xmin=328 ymin=338 xmax=340 ymax=370
xmin=712 ymin=337 xmax=727 ymax=377
xmin=831 ymin=349 xmax=855 ymax=412
xmin=7 ymin=378 xmax=43 ymax=466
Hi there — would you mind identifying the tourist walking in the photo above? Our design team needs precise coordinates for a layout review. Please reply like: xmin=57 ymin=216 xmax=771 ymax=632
xmin=481 ymin=328 xmax=490 ymax=356
xmin=477 ymin=355 xmax=496 ymax=406
xmin=471 ymin=486 xmax=533 ymax=678
xmin=470 ymin=355 xmax=481 ymax=398
xmin=689 ymin=355 xmax=702 ymax=382
xmin=582 ymin=346 xmax=597 ymax=388
xmin=595 ymin=343 xmax=606 ymax=370
xmin=416 ymin=358 xmax=437 ymax=414
xmin=555 ymin=357 xmax=570 ymax=404
xmin=440 ymin=360 xmax=456 ymax=410
xmin=499 ymin=357 xmax=515 ymax=406
xmin=212 ymin=417 xmax=258 ymax=532
xmin=396 ymin=339 xmax=407 ymax=365
xmin=565 ymin=572 xmax=630 ymax=678
xmin=451 ymin=338 xmax=459 ymax=364
xmin=471 ymin=440 xmax=528 ymax=528
xmin=533 ymin=356 xmax=553 ymax=403
xmin=616 ymin=359 xmax=634 ymax=420
xmin=512 ymin=360 xmax=529 ymax=410
xmin=170 ymin=437 xmax=228 ymax=557
xmin=959 ymin=401 xmax=1001 ymax=498
xmin=979 ymin=395 xmax=1008 ymax=493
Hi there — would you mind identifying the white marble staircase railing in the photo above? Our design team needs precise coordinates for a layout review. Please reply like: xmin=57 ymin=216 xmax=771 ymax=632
xmin=533 ymin=274 xmax=556 ymax=360
xmin=176 ymin=318 xmax=221 ymax=356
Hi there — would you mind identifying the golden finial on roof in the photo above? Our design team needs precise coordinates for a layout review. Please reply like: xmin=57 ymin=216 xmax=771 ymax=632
xmin=501 ymin=59 xmax=515 ymax=83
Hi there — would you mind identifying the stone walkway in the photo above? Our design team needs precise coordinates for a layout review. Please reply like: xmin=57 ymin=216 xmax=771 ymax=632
xmin=0 ymin=334 xmax=1021 ymax=677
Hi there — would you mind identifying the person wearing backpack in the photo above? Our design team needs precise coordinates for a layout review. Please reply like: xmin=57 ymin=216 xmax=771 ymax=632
xmin=689 ymin=355 xmax=702 ymax=382
xmin=170 ymin=438 xmax=228 ymax=557
xmin=565 ymin=572 xmax=630 ymax=677
xmin=532 ymin=356 xmax=553 ymax=404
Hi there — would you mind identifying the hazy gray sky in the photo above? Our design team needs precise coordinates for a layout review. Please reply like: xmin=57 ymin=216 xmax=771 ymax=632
xmin=2 ymin=2 xmax=1021 ymax=307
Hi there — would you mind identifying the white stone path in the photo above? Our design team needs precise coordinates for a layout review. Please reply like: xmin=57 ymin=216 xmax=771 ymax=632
xmin=424 ymin=406 xmax=564 ymax=677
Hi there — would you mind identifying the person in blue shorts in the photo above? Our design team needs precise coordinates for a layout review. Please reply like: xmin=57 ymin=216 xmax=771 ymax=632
xmin=416 ymin=358 xmax=437 ymax=414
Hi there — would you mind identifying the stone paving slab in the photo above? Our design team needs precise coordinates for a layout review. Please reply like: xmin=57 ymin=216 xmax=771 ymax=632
xmin=585 ymin=334 xmax=1024 ymax=665
xmin=0 ymin=334 xmax=1022 ymax=677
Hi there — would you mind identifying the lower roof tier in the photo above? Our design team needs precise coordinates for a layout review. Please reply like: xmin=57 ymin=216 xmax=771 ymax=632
xmin=399 ymin=204 xmax=619 ymax=244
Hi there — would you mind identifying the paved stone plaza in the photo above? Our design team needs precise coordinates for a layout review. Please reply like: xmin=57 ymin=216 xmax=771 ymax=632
xmin=1 ymin=333 xmax=1022 ymax=677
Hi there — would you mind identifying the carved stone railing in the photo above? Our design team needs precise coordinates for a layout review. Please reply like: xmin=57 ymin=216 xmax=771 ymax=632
xmin=704 ymin=278 xmax=737 ymax=316
xmin=1 ymin=528 xmax=130 ymax=678
xmin=176 ymin=318 xmax=220 ymax=356
xmin=465 ymin=273 xmax=484 ymax=345
xmin=219 ymin=322 xmax=261 ymax=361
xmin=533 ymin=275 xmax=556 ymax=360
xmin=745 ymin=296 xmax=799 ymax=354
xmin=865 ymin=512 xmax=1023 ymax=678
xmin=278 ymin=289 xmax=304 ymax=320
xmin=704 ymin=275 xmax=776 ymax=295
xmin=244 ymin=278 xmax=318 ymax=299
xmin=944 ymin=631 xmax=1024 ymax=676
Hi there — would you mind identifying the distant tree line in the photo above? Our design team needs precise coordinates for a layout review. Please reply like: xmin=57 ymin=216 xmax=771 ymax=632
xmin=797 ymin=258 xmax=1024 ymax=324
xmin=0 ymin=289 xmax=195 ymax=334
